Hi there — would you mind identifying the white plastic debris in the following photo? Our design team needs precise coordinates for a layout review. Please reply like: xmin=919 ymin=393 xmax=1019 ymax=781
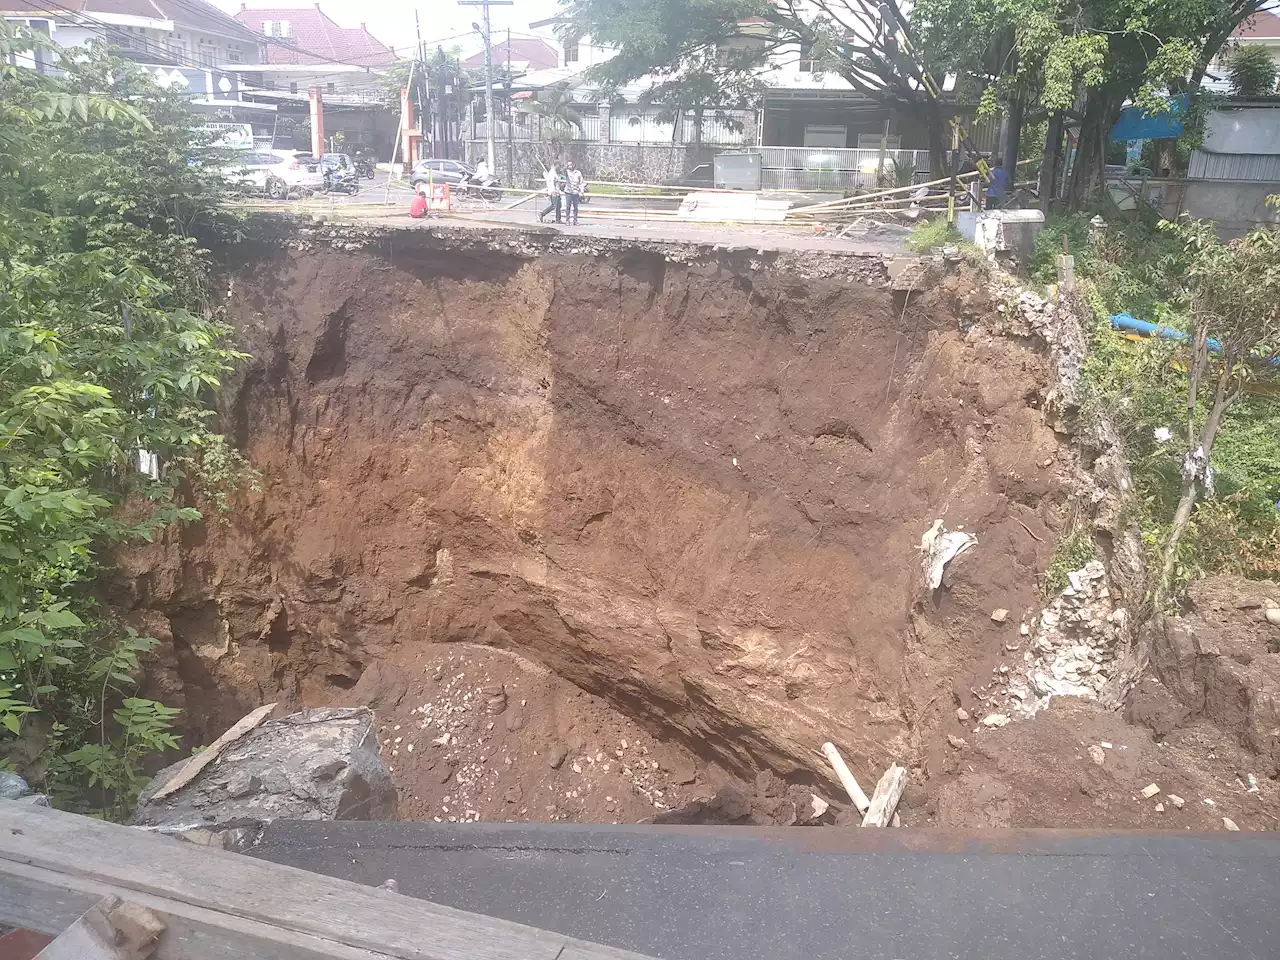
xmin=921 ymin=520 xmax=978 ymax=590
xmin=1153 ymin=427 xmax=1173 ymax=444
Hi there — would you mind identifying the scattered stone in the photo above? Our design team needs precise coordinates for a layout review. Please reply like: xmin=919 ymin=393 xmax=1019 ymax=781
xmin=667 ymin=755 xmax=698 ymax=785
xmin=1223 ymin=817 xmax=1240 ymax=832
xmin=981 ymin=713 xmax=1011 ymax=728
xmin=0 ymin=772 xmax=31 ymax=801
xmin=1203 ymin=798 xmax=1216 ymax=807
xmin=1266 ymin=609 xmax=1280 ymax=627
xmin=1155 ymin=803 xmax=1165 ymax=813
xmin=226 ymin=771 xmax=260 ymax=798
xmin=503 ymin=785 xmax=522 ymax=804
xmin=568 ymin=734 xmax=585 ymax=752
xmin=548 ymin=745 xmax=568 ymax=769
xmin=1168 ymin=794 xmax=1185 ymax=809
xmin=1088 ymin=745 xmax=1106 ymax=766
xmin=947 ymin=735 xmax=968 ymax=749
xmin=991 ymin=609 xmax=1010 ymax=623
xmin=572 ymin=762 xmax=583 ymax=774
xmin=134 ymin=707 xmax=396 ymax=829
xmin=810 ymin=794 xmax=830 ymax=819
xmin=504 ymin=711 xmax=524 ymax=732
xmin=1140 ymin=783 xmax=1161 ymax=799
xmin=436 ymin=761 xmax=455 ymax=785
xmin=956 ymin=707 xmax=971 ymax=722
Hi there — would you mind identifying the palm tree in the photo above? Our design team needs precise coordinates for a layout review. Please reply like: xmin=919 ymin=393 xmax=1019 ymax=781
xmin=522 ymin=82 xmax=584 ymax=137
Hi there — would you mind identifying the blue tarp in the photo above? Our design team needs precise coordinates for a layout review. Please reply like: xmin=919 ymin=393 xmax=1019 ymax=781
xmin=1109 ymin=95 xmax=1190 ymax=142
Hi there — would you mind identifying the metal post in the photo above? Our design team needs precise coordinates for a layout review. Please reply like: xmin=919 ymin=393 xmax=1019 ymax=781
xmin=458 ymin=0 xmax=512 ymax=171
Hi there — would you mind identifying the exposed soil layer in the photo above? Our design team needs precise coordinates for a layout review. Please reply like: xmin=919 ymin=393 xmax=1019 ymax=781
xmin=113 ymin=229 xmax=1118 ymax=824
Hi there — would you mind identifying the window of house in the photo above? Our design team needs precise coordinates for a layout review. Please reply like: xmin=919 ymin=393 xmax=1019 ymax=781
xmin=290 ymin=81 xmax=298 ymax=93
xmin=261 ymin=20 xmax=273 ymax=36
xmin=563 ymin=39 xmax=579 ymax=63
xmin=198 ymin=43 xmax=216 ymax=67
xmin=226 ymin=50 xmax=242 ymax=62
xmin=798 ymin=40 xmax=815 ymax=72
xmin=279 ymin=21 xmax=292 ymax=37
xmin=327 ymin=81 xmax=335 ymax=93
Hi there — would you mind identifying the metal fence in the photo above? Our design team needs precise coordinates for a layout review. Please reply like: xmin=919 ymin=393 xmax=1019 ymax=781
xmin=760 ymin=147 xmax=932 ymax=191
xmin=608 ymin=110 xmax=751 ymax=145
xmin=1188 ymin=150 xmax=1280 ymax=181
xmin=476 ymin=113 xmax=602 ymax=142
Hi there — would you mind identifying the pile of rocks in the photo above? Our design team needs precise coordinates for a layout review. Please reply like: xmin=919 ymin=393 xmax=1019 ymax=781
xmin=1000 ymin=560 xmax=1126 ymax=716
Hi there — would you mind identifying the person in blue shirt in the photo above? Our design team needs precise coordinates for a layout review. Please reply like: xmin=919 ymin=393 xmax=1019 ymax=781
xmin=987 ymin=155 xmax=1011 ymax=207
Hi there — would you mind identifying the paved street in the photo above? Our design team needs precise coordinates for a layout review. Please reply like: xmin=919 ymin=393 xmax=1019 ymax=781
xmin=242 ymin=822 xmax=1280 ymax=960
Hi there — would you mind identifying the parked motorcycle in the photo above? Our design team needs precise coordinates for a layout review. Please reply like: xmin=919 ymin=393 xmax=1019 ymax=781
xmin=457 ymin=172 xmax=503 ymax=202
xmin=323 ymin=168 xmax=360 ymax=196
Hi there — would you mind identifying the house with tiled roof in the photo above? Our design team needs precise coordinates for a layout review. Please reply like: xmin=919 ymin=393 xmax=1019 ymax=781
xmin=225 ymin=3 xmax=398 ymax=106
xmin=463 ymin=36 xmax=558 ymax=73
xmin=1 ymin=0 xmax=270 ymax=119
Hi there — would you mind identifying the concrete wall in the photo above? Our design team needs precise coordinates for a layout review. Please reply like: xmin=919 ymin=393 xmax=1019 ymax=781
xmin=1204 ymin=105 xmax=1280 ymax=154
xmin=465 ymin=140 xmax=726 ymax=188
xmin=1162 ymin=179 xmax=1280 ymax=237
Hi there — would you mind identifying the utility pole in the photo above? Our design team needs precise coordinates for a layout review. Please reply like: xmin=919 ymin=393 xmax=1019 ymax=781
xmin=458 ymin=0 xmax=512 ymax=171
xmin=505 ymin=28 xmax=514 ymax=180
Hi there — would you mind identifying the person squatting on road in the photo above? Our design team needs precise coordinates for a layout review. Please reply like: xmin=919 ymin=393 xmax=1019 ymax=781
xmin=538 ymin=163 xmax=562 ymax=223
xmin=410 ymin=183 xmax=429 ymax=219
xmin=563 ymin=160 xmax=585 ymax=225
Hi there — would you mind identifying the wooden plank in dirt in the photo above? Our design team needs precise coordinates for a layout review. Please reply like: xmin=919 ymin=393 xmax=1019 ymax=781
xmin=861 ymin=764 xmax=908 ymax=828
xmin=0 ymin=805 xmax=656 ymax=960
xmin=148 ymin=703 xmax=277 ymax=801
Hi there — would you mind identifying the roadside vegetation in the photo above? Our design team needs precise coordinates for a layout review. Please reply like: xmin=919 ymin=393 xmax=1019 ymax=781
xmin=0 ymin=26 xmax=248 ymax=818
xmin=1031 ymin=211 xmax=1280 ymax=603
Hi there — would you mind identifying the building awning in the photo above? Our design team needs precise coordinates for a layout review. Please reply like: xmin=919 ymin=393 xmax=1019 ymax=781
xmin=1110 ymin=95 xmax=1189 ymax=141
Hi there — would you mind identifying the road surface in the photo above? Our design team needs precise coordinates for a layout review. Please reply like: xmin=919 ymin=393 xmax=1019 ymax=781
xmin=241 ymin=822 xmax=1280 ymax=960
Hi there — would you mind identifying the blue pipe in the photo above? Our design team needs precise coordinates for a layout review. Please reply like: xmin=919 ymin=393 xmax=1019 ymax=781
xmin=1109 ymin=313 xmax=1279 ymax=368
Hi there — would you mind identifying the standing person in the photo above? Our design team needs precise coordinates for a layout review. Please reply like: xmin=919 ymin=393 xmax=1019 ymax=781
xmin=537 ymin=161 xmax=562 ymax=223
xmin=987 ymin=155 xmax=1011 ymax=208
xmin=563 ymin=160 xmax=585 ymax=226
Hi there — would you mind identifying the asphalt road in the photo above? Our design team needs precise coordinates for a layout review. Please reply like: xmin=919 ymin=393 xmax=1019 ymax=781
xmin=241 ymin=822 xmax=1280 ymax=960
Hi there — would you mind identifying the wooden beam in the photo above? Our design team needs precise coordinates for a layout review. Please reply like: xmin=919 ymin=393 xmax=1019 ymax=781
xmin=861 ymin=764 xmax=908 ymax=828
xmin=0 ymin=805 xmax=655 ymax=960
xmin=36 ymin=897 xmax=165 ymax=960
xmin=148 ymin=703 xmax=276 ymax=802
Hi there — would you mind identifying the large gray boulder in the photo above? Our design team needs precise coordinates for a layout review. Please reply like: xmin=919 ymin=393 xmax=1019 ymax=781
xmin=134 ymin=707 xmax=397 ymax=830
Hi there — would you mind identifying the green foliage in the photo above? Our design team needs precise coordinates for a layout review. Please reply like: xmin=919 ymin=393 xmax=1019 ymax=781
xmin=906 ymin=217 xmax=965 ymax=251
xmin=881 ymin=157 xmax=918 ymax=189
xmin=0 ymin=25 xmax=249 ymax=815
xmin=1033 ymin=214 xmax=1280 ymax=593
xmin=1045 ymin=526 xmax=1099 ymax=594
xmin=1226 ymin=43 xmax=1279 ymax=96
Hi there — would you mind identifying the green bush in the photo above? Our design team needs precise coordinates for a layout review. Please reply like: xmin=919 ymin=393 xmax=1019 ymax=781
xmin=1226 ymin=44 xmax=1279 ymax=97
xmin=1 ymin=27 xmax=248 ymax=815
xmin=1031 ymin=213 xmax=1280 ymax=593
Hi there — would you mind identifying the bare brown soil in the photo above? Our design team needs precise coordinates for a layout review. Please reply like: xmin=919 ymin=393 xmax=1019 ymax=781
xmin=111 ymin=229 xmax=1280 ymax=829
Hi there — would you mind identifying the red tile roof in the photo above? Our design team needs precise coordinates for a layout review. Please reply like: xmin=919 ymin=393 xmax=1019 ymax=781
xmin=1235 ymin=10 xmax=1280 ymax=38
xmin=0 ymin=0 xmax=259 ymax=39
xmin=234 ymin=4 xmax=397 ymax=67
xmin=464 ymin=37 xmax=558 ymax=70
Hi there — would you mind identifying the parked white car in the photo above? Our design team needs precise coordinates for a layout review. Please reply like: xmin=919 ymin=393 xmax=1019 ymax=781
xmin=222 ymin=150 xmax=324 ymax=200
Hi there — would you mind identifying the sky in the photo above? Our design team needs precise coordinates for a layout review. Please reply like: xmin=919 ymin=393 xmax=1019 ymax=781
xmin=211 ymin=0 xmax=565 ymax=61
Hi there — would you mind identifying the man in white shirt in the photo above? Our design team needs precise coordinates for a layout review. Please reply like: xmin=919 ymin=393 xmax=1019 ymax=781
xmin=563 ymin=160 xmax=585 ymax=225
xmin=538 ymin=162 xmax=562 ymax=223
xmin=473 ymin=158 xmax=489 ymax=182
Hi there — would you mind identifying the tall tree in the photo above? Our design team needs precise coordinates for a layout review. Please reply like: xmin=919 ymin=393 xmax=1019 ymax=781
xmin=559 ymin=0 xmax=958 ymax=172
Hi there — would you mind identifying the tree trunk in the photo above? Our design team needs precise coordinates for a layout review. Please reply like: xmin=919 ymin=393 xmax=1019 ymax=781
xmin=1156 ymin=365 xmax=1236 ymax=604
xmin=925 ymin=103 xmax=947 ymax=183
xmin=1039 ymin=112 xmax=1064 ymax=212
xmin=1001 ymin=88 xmax=1025 ymax=180
xmin=1066 ymin=90 xmax=1122 ymax=210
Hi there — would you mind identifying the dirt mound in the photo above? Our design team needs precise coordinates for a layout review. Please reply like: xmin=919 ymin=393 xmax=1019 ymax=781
xmin=1145 ymin=576 xmax=1280 ymax=773
xmin=113 ymin=230 xmax=1073 ymax=820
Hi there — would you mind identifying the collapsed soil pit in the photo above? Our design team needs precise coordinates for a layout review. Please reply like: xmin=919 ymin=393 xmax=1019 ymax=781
xmin=116 ymin=227 xmax=1072 ymax=824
